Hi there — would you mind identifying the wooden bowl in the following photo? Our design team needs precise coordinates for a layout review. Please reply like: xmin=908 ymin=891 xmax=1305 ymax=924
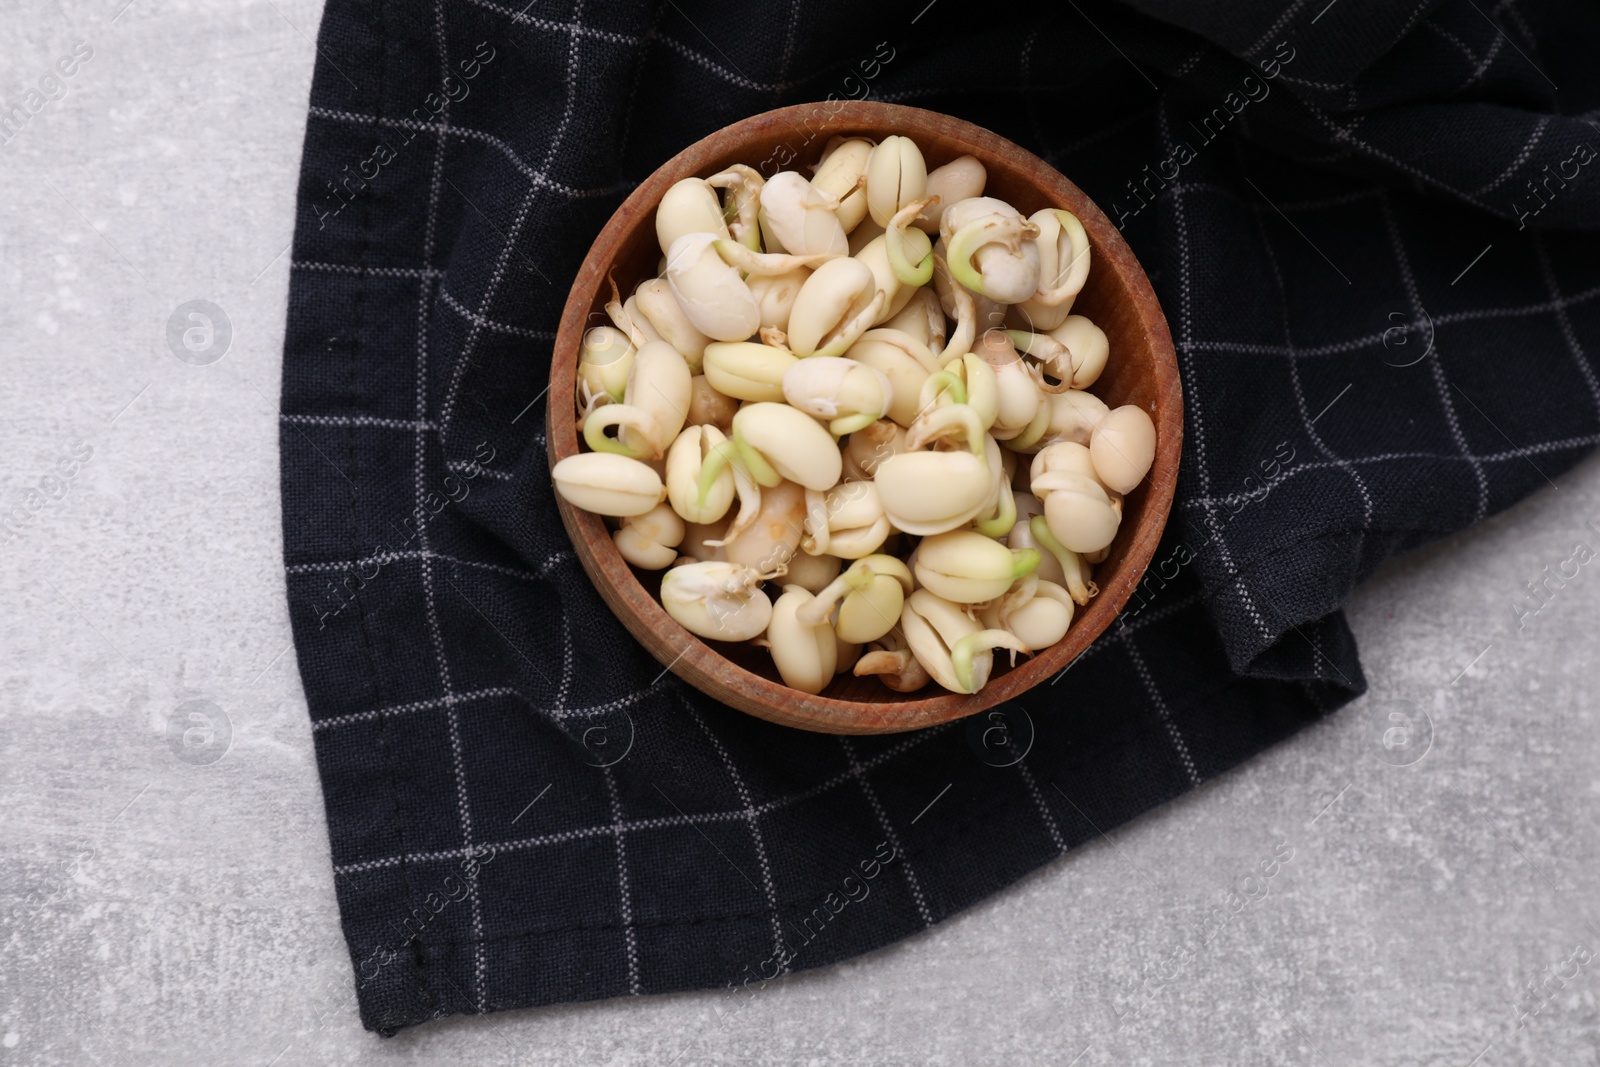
xmin=548 ymin=102 xmax=1180 ymax=735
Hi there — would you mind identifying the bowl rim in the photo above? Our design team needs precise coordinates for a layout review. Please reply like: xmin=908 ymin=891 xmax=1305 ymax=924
xmin=547 ymin=101 xmax=1182 ymax=734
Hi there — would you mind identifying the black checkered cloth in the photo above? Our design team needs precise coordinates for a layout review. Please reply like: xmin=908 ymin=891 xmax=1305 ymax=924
xmin=280 ymin=0 xmax=1600 ymax=1034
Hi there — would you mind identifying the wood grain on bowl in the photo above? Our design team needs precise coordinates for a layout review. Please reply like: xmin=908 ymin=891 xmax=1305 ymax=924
xmin=547 ymin=102 xmax=1181 ymax=734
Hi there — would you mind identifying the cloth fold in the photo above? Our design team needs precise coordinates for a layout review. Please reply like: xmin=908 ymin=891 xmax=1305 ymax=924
xmin=280 ymin=0 xmax=1600 ymax=1033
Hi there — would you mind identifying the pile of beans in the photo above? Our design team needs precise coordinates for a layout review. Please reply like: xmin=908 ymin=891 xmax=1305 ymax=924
xmin=552 ymin=134 xmax=1155 ymax=695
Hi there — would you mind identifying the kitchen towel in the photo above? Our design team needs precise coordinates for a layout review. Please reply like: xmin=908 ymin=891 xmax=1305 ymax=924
xmin=280 ymin=0 xmax=1600 ymax=1033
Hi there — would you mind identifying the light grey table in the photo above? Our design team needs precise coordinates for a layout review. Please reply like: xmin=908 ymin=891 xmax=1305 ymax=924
xmin=3 ymin=3 xmax=1598 ymax=1064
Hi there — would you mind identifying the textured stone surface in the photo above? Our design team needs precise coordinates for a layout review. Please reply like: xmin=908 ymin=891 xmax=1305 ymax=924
xmin=3 ymin=3 xmax=1599 ymax=1064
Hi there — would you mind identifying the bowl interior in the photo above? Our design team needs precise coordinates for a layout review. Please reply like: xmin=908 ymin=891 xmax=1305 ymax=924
xmin=548 ymin=102 xmax=1180 ymax=734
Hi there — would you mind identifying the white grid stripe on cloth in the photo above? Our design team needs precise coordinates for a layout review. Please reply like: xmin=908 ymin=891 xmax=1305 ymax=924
xmin=290 ymin=548 xmax=430 ymax=572
xmin=436 ymin=184 xmax=545 ymax=444
xmin=1377 ymin=192 xmax=1491 ymax=523
xmin=747 ymin=724 xmax=953 ymax=817
xmin=438 ymin=286 xmax=557 ymax=340
xmin=413 ymin=0 xmax=490 ymax=1008
xmin=335 ymin=814 xmax=736 ymax=875
xmin=1425 ymin=20 xmax=1480 ymax=68
xmin=465 ymin=0 xmax=637 ymax=45
xmin=1172 ymin=44 xmax=1208 ymax=79
xmin=1185 ymin=334 xmax=1389 ymax=357
xmin=416 ymin=287 xmax=491 ymax=1009
xmin=333 ymin=724 xmax=965 ymax=878
xmin=1433 ymin=283 xmax=1600 ymax=324
xmin=1094 ymin=594 xmax=1207 ymax=656
xmin=435 ymin=0 xmax=591 ymax=444
xmin=466 ymin=0 xmax=817 ymax=94
xmin=1015 ymin=761 xmax=1067 ymax=853
xmin=313 ymin=687 xmax=521 ymax=731
xmin=1242 ymin=0 xmax=1311 ymax=57
xmin=837 ymin=738 xmax=932 ymax=927
xmin=1121 ymin=627 xmax=1201 ymax=786
xmin=1473 ymin=113 xmax=1550 ymax=196
xmin=286 ymin=549 xmax=569 ymax=584
xmin=446 ymin=459 xmax=516 ymax=480
xmin=1288 ymin=70 xmax=1599 ymax=222
xmin=1168 ymin=181 xmax=1389 ymax=220
xmin=651 ymin=33 xmax=810 ymax=95
xmin=688 ymin=706 xmax=789 ymax=974
xmin=1178 ymin=435 xmax=1600 ymax=509
xmin=1184 ymin=275 xmax=1600 ymax=355
xmin=1158 ymin=106 xmax=1275 ymax=645
xmin=1297 ymin=94 xmax=1488 ymax=211
xmin=425 ymin=0 xmax=452 ymax=263
xmin=1501 ymin=0 xmax=1538 ymax=46
xmin=774 ymin=0 xmax=802 ymax=103
xmin=437 ymin=2 xmax=642 ymax=995
xmin=307 ymin=105 xmax=635 ymax=201
xmin=1452 ymin=27 xmax=1507 ymax=97
xmin=535 ymin=18 xmax=651 ymax=980
xmin=1244 ymin=178 xmax=1376 ymax=528
xmin=310 ymin=672 xmax=668 ymax=733
xmin=602 ymin=765 xmax=643 ymax=995
xmin=292 ymin=260 xmax=442 ymax=278
xmin=554 ymin=613 xmax=573 ymax=714
xmin=282 ymin=413 xmax=435 ymax=431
